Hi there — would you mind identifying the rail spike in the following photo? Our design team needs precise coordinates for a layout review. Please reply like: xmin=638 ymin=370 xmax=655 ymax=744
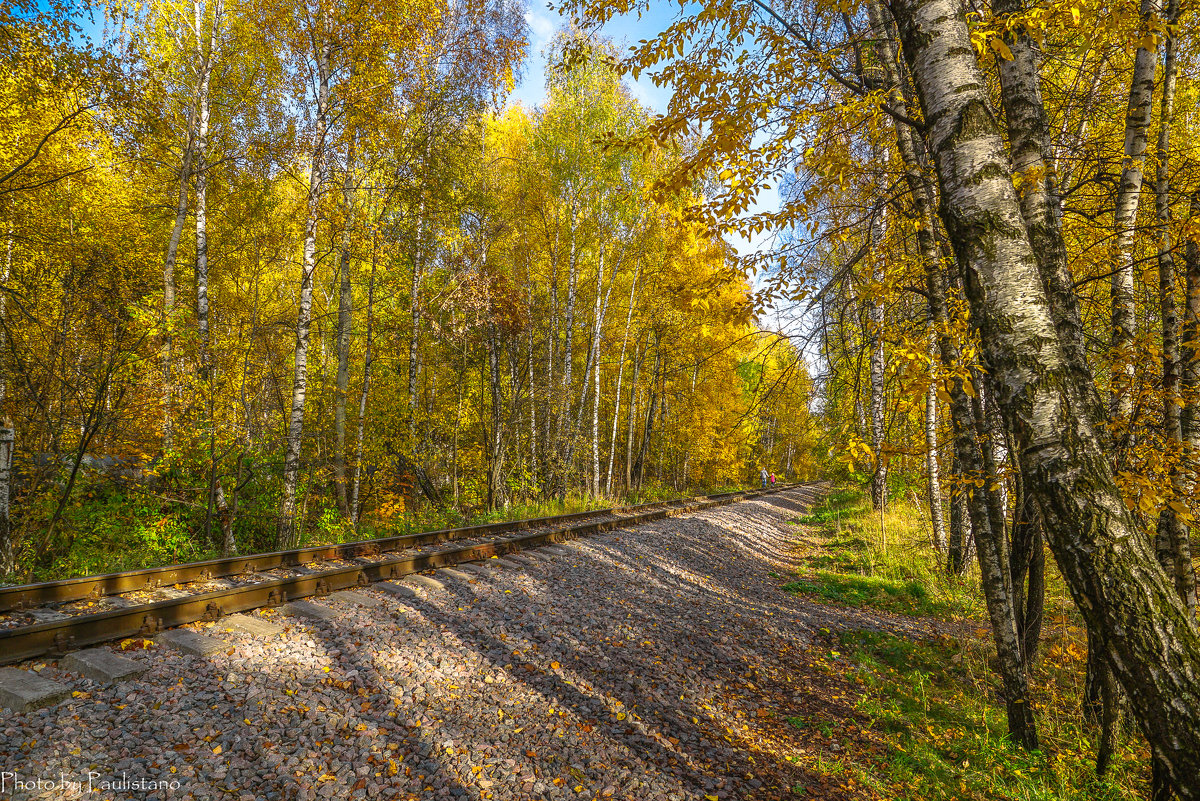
xmin=314 ymin=578 xmax=330 ymax=597
xmin=138 ymin=615 xmax=162 ymax=636
xmin=356 ymin=571 xmax=369 ymax=587
xmin=51 ymin=631 xmax=76 ymax=656
xmin=203 ymin=601 xmax=223 ymax=622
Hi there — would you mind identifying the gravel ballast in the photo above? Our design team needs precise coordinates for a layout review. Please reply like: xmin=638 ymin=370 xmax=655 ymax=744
xmin=0 ymin=485 xmax=921 ymax=800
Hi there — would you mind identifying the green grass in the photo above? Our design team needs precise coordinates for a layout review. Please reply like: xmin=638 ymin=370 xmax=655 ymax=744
xmin=783 ymin=571 xmax=947 ymax=617
xmin=783 ymin=487 xmax=982 ymax=620
xmin=782 ymin=484 xmax=1147 ymax=800
xmin=839 ymin=630 xmax=1145 ymax=800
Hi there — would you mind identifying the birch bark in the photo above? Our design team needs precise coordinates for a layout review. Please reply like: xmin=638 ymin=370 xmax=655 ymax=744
xmin=1151 ymin=0 xmax=1195 ymax=614
xmin=350 ymin=217 xmax=377 ymax=524
xmin=0 ymin=226 xmax=10 ymax=574
xmin=1184 ymin=191 xmax=1200 ymax=454
xmin=162 ymin=80 xmax=199 ymax=448
xmin=278 ymin=17 xmax=330 ymax=548
xmin=1110 ymin=0 xmax=1162 ymax=425
xmin=891 ymin=0 xmax=1200 ymax=788
xmin=334 ymin=130 xmax=357 ymax=517
xmin=606 ymin=263 xmax=639 ymax=495
xmin=868 ymin=282 xmax=885 ymax=511
xmin=863 ymin=0 xmax=1035 ymax=744
xmin=924 ymin=333 xmax=946 ymax=556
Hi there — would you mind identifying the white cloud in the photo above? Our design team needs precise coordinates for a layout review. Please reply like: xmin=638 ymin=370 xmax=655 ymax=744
xmin=524 ymin=7 xmax=557 ymax=44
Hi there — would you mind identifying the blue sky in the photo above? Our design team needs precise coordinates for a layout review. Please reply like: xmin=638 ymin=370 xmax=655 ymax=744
xmin=510 ymin=3 xmax=782 ymax=260
xmin=508 ymin=1 xmax=676 ymax=113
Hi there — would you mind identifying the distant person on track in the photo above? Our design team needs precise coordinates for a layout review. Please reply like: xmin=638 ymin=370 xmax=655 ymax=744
xmin=770 ymin=473 xmax=776 ymax=486
xmin=760 ymin=467 xmax=768 ymax=488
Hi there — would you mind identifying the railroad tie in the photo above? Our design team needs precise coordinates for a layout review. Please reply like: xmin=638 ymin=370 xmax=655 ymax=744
xmin=0 ymin=667 xmax=70 ymax=713
xmin=434 ymin=568 xmax=474 ymax=583
xmin=280 ymin=600 xmax=339 ymax=622
xmin=403 ymin=575 xmax=446 ymax=593
xmin=219 ymin=614 xmax=284 ymax=637
xmin=155 ymin=629 xmax=226 ymax=658
xmin=330 ymin=590 xmax=384 ymax=608
xmin=60 ymin=648 xmax=147 ymax=684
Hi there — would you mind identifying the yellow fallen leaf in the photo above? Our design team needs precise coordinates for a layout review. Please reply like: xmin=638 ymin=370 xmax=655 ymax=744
xmin=212 ymin=746 xmax=222 ymax=755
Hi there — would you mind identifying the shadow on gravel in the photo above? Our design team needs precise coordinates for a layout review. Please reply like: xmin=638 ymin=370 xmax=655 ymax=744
xmin=12 ymin=485 xmax=878 ymax=801
xmin=341 ymin=485 xmax=882 ymax=800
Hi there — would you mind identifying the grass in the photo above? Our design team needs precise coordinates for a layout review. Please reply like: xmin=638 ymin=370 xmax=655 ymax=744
xmin=784 ymin=488 xmax=982 ymax=620
xmin=780 ymin=485 xmax=1148 ymax=800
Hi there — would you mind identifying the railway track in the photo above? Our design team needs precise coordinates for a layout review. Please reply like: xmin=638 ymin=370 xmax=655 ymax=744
xmin=0 ymin=483 xmax=805 ymax=666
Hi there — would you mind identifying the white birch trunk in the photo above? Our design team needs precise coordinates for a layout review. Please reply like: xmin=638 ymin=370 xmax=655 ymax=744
xmin=893 ymin=0 xmax=1200 ymax=786
xmin=161 ymin=79 xmax=199 ymax=449
xmin=1110 ymin=0 xmax=1162 ymax=423
xmin=606 ymin=263 xmax=639 ymax=495
xmin=278 ymin=22 xmax=330 ymax=548
xmin=0 ymin=226 xmax=11 ymax=574
xmin=925 ymin=332 xmax=947 ymax=556
xmin=350 ymin=219 xmax=378 ymax=525
xmin=334 ymin=130 xmax=357 ymax=517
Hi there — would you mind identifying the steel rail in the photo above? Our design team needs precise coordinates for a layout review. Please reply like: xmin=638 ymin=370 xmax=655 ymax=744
xmin=0 ymin=483 xmax=808 ymax=665
xmin=0 ymin=488 xmax=759 ymax=613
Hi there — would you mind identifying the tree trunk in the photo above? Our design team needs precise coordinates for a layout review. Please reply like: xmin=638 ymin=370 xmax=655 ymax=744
xmin=891 ymin=0 xmax=1200 ymax=790
xmin=408 ymin=195 xmax=427 ymax=431
xmin=589 ymin=249 xmax=608 ymax=495
xmin=334 ymin=130 xmax=357 ymax=518
xmin=486 ymin=325 xmax=506 ymax=510
xmin=193 ymin=0 xmax=219 ymax=383
xmin=992 ymin=0 xmax=1091 ymax=390
xmin=868 ymin=286 xmax=885 ymax=511
xmin=1009 ymin=466 xmax=1045 ymax=668
xmin=0 ymin=226 xmax=13 ymax=575
xmin=925 ymin=332 xmax=947 ymax=556
xmin=606 ymin=264 xmax=639 ymax=495
xmin=1109 ymin=0 xmax=1162 ymax=426
xmin=624 ymin=341 xmax=642 ymax=493
xmin=161 ymin=86 xmax=199 ymax=449
xmin=278 ymin=24 xmax=330 ymax=549
xmin=632 ymin=335 xmax=660 ymax=491
xmin=0 ymin=425 xmax=12 ymax=576
xmin=1151 ymin=0 xmax=1195 ymax=614
xmin=947 ymin=453 xmax=973 ymax=574
xmin=865 ymin=0 xmax=1036 ymax=746
xmin=559 ymin=209 xmax=578 ymax=452
xmin=351 ymin=213 xmax=379 ymax=524
xmin=1185 ymin=190 xmax=1200 ymax=454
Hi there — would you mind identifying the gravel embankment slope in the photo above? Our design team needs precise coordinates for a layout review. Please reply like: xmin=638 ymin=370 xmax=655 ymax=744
xmin=0 ymin=485 xmax=925 ymax=801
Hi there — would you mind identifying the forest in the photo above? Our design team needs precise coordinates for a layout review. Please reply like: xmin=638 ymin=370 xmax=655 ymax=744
xmin=0 ymin=0 xmax=814 ymax=581
xmin=7 ymin=0 xmax=1200 ymax=796
xmin=551 ymin=0 xmax=1200 ymax=796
